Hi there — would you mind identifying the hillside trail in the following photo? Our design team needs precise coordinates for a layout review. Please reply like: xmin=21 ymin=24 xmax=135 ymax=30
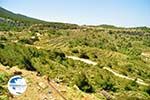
xmin=66 ymin=56 xmax=149 ymax=86
xmin=24 ymin=43 xmax=149 ymax=86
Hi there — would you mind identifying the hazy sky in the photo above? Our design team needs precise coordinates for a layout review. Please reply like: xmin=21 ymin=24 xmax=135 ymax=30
xmin=0 ymin=0 xmax=150 ymax=27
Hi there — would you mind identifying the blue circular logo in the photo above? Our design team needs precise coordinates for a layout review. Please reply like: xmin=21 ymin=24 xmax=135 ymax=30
xmin=8 ymin=75 xmax=27 ymax=95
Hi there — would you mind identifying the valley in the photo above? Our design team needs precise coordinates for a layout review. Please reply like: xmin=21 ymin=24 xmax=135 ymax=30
xmin=0 ymin=7 xmax=150 ymax=100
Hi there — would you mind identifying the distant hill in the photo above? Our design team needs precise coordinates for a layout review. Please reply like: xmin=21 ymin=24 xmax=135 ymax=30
xmin=0 ymin=7 xmax=47 ymax=24
xmin=0 ymin=7 xmax=78 ymax=31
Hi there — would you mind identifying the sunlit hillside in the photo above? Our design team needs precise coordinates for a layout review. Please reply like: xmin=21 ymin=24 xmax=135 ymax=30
xmin=0 ymin=7 xmax=150 ymax=100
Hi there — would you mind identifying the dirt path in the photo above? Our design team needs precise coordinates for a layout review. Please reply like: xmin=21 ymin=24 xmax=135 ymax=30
xmin=103 ymin=67 xmax=149 ymax=86
xmin=66 ymin=56 xmax=97 ymax=65
xmin=66 ymin=56 xmax=149 ymax=86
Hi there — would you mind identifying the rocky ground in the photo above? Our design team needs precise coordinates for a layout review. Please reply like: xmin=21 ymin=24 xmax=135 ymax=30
xmin=0 ymin=64 xmax=104 ymax=100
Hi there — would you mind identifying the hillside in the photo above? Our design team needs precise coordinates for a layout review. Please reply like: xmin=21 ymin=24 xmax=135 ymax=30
xmin=0 ymin=7 xmax=150 ymax=100
xmin=0 ymin=7 xmax=47 ymax=23
xmin=0 ymin=7 xmax=79 ymax=31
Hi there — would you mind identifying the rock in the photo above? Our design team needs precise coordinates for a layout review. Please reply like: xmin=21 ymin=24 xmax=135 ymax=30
xmin=36 ymin=72 xmax=42 ymax=76
xmin=100 ymin=90 xmax=113 ymax=100
xmin=38 ymin=82 xmax=47 ymax=89
xmin=59 ymin=89 xmax=67 ymax=92
xmin=41 ymin=95 xmax=48 ymax=100
xmin=48 ymin=90 xmax=52 ymax=94
xmin=13 ymin=71 xmax=22 ymax=75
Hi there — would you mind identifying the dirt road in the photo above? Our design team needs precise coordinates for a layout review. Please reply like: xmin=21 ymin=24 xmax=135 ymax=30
xmin=66 ymin=56 xmax=149 ymax=86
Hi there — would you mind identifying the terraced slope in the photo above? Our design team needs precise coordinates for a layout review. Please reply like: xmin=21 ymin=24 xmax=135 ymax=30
xmin=1 ymin=7 xmax=150 ymax=100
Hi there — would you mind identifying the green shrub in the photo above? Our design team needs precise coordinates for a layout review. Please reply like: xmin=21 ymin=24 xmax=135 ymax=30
xmin=76 ymin=73 xmax=95 ymax=93
xmin=144 ymin=86 xmax=150 ymax=95
xmin=101 ymin=81 xmax=117 ymax=92
xmin=79 ymin=52 xmax=89 ymax=59
xmin=0 ymin=72 xmax=9 ymax=100
xmin=0 ymin=43 xmax=44 ymax=70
